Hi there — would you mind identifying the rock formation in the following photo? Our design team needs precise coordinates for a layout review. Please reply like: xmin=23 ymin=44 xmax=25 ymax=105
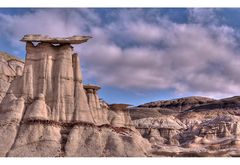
xmin=129 ymin=96 xmax=240 ymax=156
xmin=0 ymin=52 xmax=24 ymax=102
xmin=2 ymin=35 xmax=240 ymax=157
xmin=83 ymin=84 xmax=109 ymax=125
xmin=0 ymin=35 xmax=150 ymax=157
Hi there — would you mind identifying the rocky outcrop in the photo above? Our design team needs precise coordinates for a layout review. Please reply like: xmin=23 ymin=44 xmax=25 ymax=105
xmin=83 ymin=84 xmax=109 ymax=125
xmin=0 ymin=35 xmax=151 ymax=157
xmin=130 ymin=96 xmax=240 ymax=156
xmin=0 ymin=52 xmax=24 ymax=102
xmin=108 ymin=104 xmax=135 ymax=129
xmin=134 ymin=116 xmax=186 ymax=146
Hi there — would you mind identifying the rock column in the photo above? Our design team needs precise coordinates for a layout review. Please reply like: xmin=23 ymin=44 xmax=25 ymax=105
xmin=84 ymin=84 xmax=101 ymax=111
xmin=10 ymin=35 xmax=94 ymax=123
xmin=84 ymin=84 xmax=109 ymax=125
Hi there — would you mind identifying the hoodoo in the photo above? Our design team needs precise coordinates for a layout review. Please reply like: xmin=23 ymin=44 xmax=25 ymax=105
xmin=19 ymin=35 xmax=94 ymax=122
xmin=0 ymin=35 xmax=151 ymax=157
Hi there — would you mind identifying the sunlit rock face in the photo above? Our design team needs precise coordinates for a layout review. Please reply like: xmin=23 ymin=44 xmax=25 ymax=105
xmin=21 ymin=42 xmax=93 ymax=122
xmin=0 ymin=35 xmax=151 ymax=157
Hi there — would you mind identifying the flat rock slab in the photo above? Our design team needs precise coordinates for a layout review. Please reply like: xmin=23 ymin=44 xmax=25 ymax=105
xmin=21 ymin=35 xmax=92 ymax=44
xmin=84 ymin=84 xmax=101 ymax=90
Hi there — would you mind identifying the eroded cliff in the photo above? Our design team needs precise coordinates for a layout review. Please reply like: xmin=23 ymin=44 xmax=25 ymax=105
xmin=130 ymin=96 xmax=240 ymax=156
xmin=0 ymin=35 xmax=150 ymax=157
xmin=2 ymin=35 xmax=240 ymax=157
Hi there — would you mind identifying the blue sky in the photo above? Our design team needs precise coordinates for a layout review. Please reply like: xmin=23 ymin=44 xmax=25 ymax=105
xmin=1 ymin=8 xmax=240 ymax=105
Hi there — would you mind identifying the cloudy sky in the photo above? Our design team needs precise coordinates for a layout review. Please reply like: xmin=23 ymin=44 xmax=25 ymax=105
xmin=1 ymin=8 xmax=240 ymax=105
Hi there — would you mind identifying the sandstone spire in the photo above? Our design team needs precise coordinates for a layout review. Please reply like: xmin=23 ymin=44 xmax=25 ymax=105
xmin=17 ymin=35 xmax=93 ymax=122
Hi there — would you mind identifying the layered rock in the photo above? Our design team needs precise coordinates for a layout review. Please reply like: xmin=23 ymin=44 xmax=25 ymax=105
xmin=134 ymin=116 xmax=186 ymax=146
xmin=130 ymin=96 xmax=240 ymax=156
xmin=0 ymin=55 xmax=24 ymax=156
xmin=84 ymin=84 xmax=109 ymax=125
xmin=108 ymin=104 xmax=135 ymax=129
xmin=0 ymin=52 xmax=24 ymax=102
xmin=0 ymin=35 xmax=151 ymax=157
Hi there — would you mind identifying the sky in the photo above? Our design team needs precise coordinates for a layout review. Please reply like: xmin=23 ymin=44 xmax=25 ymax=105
xmin=1 ymin=8 xmax=240 ymax=105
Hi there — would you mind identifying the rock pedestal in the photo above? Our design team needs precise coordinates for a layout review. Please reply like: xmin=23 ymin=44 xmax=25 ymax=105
xmin=11 ymin=36 xmax=94 ymax=123
xmin=84 ymin=84 xmax=109 ymax=125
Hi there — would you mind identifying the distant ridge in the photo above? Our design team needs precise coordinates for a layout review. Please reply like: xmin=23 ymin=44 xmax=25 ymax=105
xmin=137 ymin=96 xmax=215 ymax=111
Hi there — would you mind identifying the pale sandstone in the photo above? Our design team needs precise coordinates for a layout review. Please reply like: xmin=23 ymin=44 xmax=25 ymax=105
xmin=0 ymin=53 xmax=24 ymax=103
xmin=0 ymin=35 xmax=151 ymax=157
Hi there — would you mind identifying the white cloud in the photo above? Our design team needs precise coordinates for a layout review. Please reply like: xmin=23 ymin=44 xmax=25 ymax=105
xmin=0 ymin=9 xmax=96 ymax=46
xmin=188 ymin=8 xmax=218 ymax=24
xmin=1 ymin=9 xmax=240 ymax=99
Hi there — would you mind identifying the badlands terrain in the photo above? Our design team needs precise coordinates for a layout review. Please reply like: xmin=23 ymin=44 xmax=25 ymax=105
xmin=1 ymin=35 xmax=240 ymax=157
